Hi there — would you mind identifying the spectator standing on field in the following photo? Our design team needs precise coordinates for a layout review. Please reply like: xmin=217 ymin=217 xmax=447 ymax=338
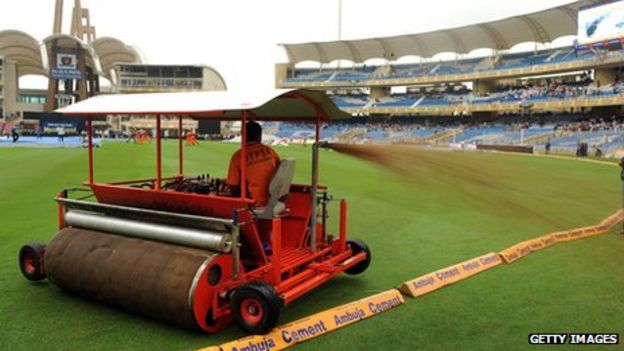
xmin=545 ymin=139 xmax=551 ymax=155
xmin=57 ymin=125 xmax=66 ymax=143
xmin=11 ymin=124 xmax=20 ymax=143
xmin=126 ymin=129 xmax=137 ymax=143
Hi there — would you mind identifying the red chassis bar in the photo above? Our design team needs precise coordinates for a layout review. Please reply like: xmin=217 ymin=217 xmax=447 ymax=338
xmin=87 ymin=117 xmax=94 ymax=184
xmin=208 ymin=198 xmax=354 ymax=318
xmin=155 ymin=115 xmax=162 ymax=190
xmin=211 ymin=240 xmax=365 ymax=319
xmin=178 ymin=115 xmax=184 ymax=176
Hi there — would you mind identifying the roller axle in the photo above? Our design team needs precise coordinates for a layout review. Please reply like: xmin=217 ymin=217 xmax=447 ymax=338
xmin=64 ymin=210 xmax=233 ymax=252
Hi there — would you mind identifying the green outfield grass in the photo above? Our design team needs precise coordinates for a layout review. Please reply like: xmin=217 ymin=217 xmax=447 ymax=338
xmin=0 ymin=142 xmax=622 ymax=351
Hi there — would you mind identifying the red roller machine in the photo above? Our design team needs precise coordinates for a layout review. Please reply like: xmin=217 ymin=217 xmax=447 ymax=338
xmin=18 ymin=89 xmax=371 ymax=334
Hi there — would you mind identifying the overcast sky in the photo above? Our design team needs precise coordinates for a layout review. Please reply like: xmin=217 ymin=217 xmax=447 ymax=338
xmin=0 ymin=0 xmax=576 ymax=90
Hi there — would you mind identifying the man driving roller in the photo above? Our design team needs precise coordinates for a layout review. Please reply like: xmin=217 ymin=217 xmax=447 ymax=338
xmin=227 ymin=121 xmax=280 ymax=207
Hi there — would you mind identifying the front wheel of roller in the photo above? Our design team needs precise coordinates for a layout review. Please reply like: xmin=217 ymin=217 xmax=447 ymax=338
xmin=231 ymin=282 xmax=281 ymax=334
xmin=19 ymin=243 xmax=46 ymax=281
xmin=345 ymin=239 xmax=371 ymax=275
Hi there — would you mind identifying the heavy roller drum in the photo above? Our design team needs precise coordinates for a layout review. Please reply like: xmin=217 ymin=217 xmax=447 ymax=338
xmin=25 ymin=209 xmax=239 ymax=333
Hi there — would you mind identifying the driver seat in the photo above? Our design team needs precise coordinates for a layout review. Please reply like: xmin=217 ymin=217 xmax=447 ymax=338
xmin=254 ymin=158 xmax=296 ymax=219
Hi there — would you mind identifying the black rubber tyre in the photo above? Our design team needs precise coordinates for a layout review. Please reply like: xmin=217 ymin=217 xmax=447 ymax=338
xmin=231 ymin=282 xmax=282 ymax=334
xmin=18 ymin=243 xmax=46 ymax=281
xmin=345 ymin=239 xmax=372 ymax=275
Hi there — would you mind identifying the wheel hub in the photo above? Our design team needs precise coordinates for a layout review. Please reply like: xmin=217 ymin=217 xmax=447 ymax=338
xmin=241 ymin=299 xmax=263 ymax=324
xmin=22 ymin=252 xmax=36 ymax=274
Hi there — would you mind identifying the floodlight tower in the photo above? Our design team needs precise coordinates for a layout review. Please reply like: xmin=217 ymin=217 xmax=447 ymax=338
xmin=70 ymin=0 xmax=96 ymax=43
xmin=338 ymin=0 xmax=342 ymax=41
xmin=45 ymin=0 xmax=99 ymax=112
xmin=53 ymin=0 xmax=63 ymax=34
xmin=337 ymin=0 xmax=342 ymax=69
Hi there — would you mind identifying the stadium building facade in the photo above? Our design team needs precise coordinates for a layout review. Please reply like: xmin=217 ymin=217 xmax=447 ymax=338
xmin=0 ymin=0 xmax=226 ymax=135
xmin=113 ymin=63 xmax=226 ymax=94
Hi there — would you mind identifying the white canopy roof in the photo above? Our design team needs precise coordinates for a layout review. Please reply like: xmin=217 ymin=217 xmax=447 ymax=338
xmin=0 ymin=30 xmax=45 ymax=75
xmin=91 ymin=37 xmax=144 ymax=79
xmin=281 ymin=0 xmax=600 ymax=64
xmin=0 ymin=29 xmax=143 ymax=78
xmin=55 ymin=89 xmax=350 ymax=121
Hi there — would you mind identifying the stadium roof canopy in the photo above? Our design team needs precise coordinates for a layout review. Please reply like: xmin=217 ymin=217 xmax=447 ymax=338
xmin=55 ymin=88 xmax=350 ymax=121
xmin=0 ymin=30 xmax=143 ymax=78
xmin=91 ymin=37 xmax=144 ymax=78
xmin=0 ymin=30 xmax=45 ymax=75
xmin=280 ymin=0 xmax=600 ymax=64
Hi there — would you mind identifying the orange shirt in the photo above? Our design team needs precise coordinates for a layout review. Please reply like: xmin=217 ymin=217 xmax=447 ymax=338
xmin=227 ymin=143 xmax=280 ymax=206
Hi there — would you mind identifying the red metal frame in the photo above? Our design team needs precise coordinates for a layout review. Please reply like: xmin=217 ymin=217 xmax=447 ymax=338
xmin=155 ymin=115 xmax=162 ymax=190
xmin=87 ymin=117 xmax=94 ymax=184
xmin=241 ymin=111 xmax=247 ymax=200
xmin=271 ymin=218 xmax=282 ymax=284
xmin=57 ymin=191 xmax=65 ymax=230
xmin=178 ymin=116 xmax=184 ymax=175
xmin=315 ymin=110 xmax=321 ymax=143
xmin=339 ymin=199 xmax=347 ymax=252
xmin=73 ymin=93 xmax=365 ymax=333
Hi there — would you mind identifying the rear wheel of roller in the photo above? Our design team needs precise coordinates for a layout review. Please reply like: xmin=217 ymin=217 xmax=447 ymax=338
xmin=19 ymin=243 xmax=46 ymax=281
xmin=203 ymin=309 xmax=232 ymax=334
xmin=345 ymin=239 xmax=371 ymax=275
xmin=231 ymin=282 xmax=281 ymax=334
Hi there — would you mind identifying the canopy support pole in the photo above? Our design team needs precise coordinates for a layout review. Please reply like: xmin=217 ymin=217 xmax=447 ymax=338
xmin=87 ymin=116 xmax=93 ymax=184
xmin=178 ymin=116 xmax=184 ymax=176
xmin=241 ymin=111 xmax=247 ymax=200
xmin=315 ymin=111 xmax=321 ymax=143
xmin=309 ymin=110 xmax=321 ymax=251
xmin=156 ymin=115 xmax=162 ymax=190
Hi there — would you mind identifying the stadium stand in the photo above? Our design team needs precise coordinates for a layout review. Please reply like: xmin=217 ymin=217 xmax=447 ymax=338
xmin=327 ymin=73 xmax=624 ymax=110
xmin=270 ymin=114 xmax=624 ymax=157
xmin=283 ymin=47 xmax=611 ymax=85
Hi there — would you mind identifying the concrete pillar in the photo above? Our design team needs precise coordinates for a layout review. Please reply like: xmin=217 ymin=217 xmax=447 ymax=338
xmin=3 ymin=60 xmax=18 ymax=119
xmin=370 ymin=86 xmax=390 ymax=99
xmin=472 ymin=111 xmax=498 ymax=121
xmin=591 ymin=105 xmax=621 ymax=118
xmin=473 ymin=79 xmax=496 ymax=94
xmin=594 ymin=68 xmax=617 ymax=88
xmin=92 ymin=71 xmax=100 ymax=96
xmin=45 ymin=42 xmax=59 ymax=112
xmin=274 ymin=63 xmax=292 ymax=88
xmin=76 ymin=45 xmax=88 ymax=100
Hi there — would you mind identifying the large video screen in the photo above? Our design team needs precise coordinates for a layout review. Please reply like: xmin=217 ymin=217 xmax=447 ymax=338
xmin=578 ymin=0 xmax=624 ymax=45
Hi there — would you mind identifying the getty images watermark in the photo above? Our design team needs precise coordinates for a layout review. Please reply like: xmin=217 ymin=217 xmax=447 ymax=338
xmin=528 ymin=333 xmax=619 ymax=345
